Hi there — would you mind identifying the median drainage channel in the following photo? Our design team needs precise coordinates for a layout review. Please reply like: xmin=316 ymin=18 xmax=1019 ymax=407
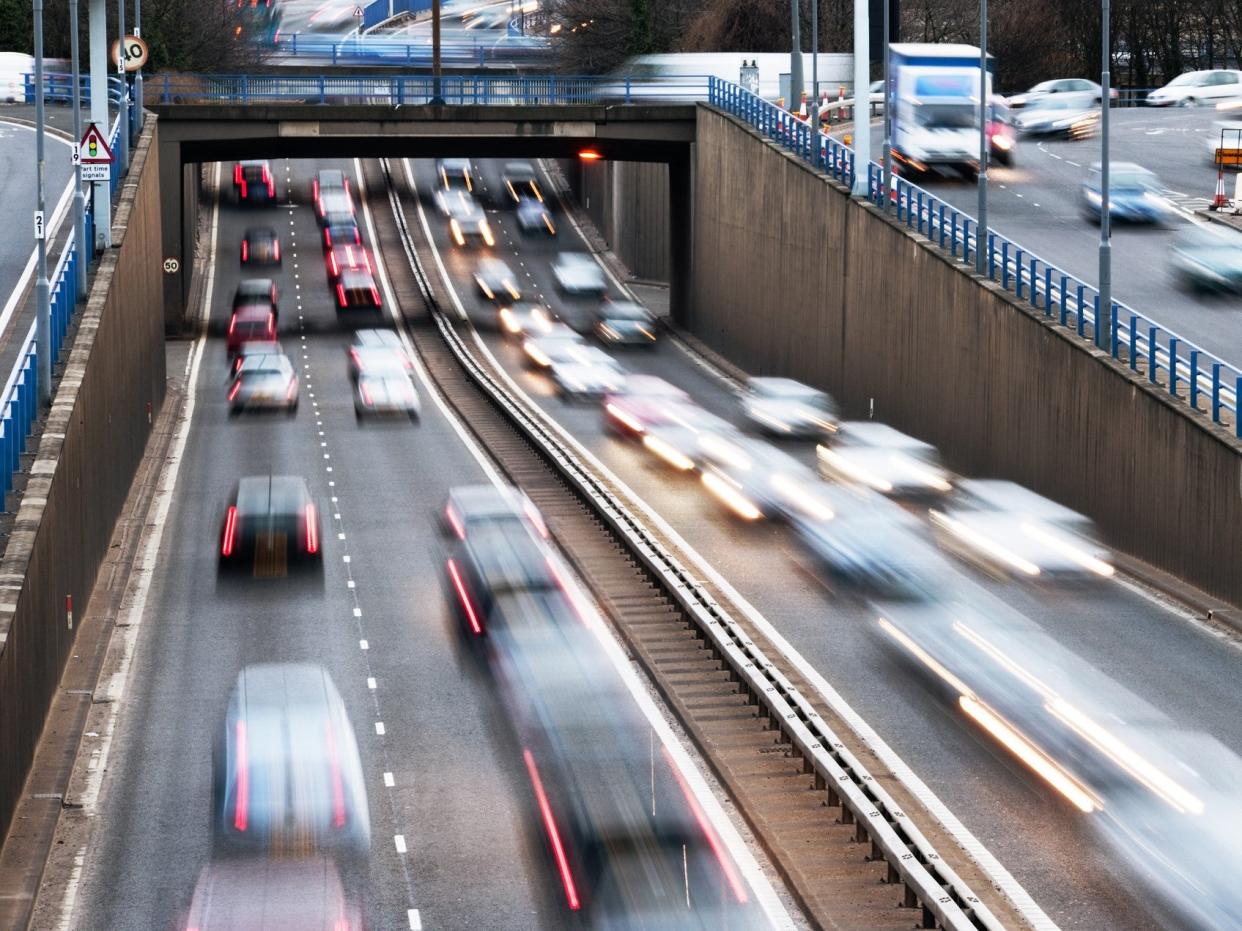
xmin=361 ymin=157 xmax=1027 ymax=931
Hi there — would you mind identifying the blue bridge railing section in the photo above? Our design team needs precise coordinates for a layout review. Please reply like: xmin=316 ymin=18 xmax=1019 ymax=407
xmin=706 ymin=76 xmax=1242 ymax=436
xmin=152 ymin=72 xmax=712 ymax=106
xmin=0 ymin=103 xmax=127 ymax=503
xmin=271 ymin=33 xmax=552 ymax=66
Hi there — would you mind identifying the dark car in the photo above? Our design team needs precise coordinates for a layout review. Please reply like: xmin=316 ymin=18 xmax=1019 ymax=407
xmin=181 ymin=857 xmax=364 ymax=931
xmin=240 ymin=227 xmax=281 ymax=266
xmin=233 ymin=160 xmax=276 ymax=204
xmin=987 ymin=99 xmax=1017 ymax=166
xmin=437 ymin=157 xmax=473 ymax=192
xmin=515 ymin=196 xmax=557 ymax=236
xmin=594 ymin=299 xmax=657 ymax=347
xmin=323 ymin=222 xmax=362 ymax=251
xmin=213 ymin=664 xmax=369 ymax=855
xmin=218 ymin=474 xmax=321 ymax=567
xmin=232 ymin=278 xmax=279 ymax=319
xmin=501 ymin=161 xmax=543 ymax=203
xmin=226 ymin=305 xmax=277 ymax=356
xmin=312 ymin=167 xmax=349 ymax=202
xmin=334 ymin=269 xmax=382 ymax=312
xmin=227 ymin=353 xmax=298 ymax=415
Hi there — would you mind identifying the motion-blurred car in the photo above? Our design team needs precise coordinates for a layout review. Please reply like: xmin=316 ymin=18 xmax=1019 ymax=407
xmin=232 ymin=278 xmax=279 ymax=319
xmin=312 ymin=167 xmax=349 ymax=202
xmin=240 ymin=227 xmax=281 ymax=266
xmin=474 ymin=257 xmax=521 ymax=302
xmin=355 ymin=372 xmax=420 ymax=420
xmin=322 ymin=221 xmax=362 ymax=251
xmin=602 ymin=375 xmax=690 ymax=437
xmin=445 ymin=503 xmax=565 ymax=639
xmin=987 ymin=99 xmax=1017 ymax=166
xmin=698 ymin=433 xmax=837 ymax=522
xmin=441 ymin=191 xmax=495 ymax=247
xmin=315 ymin=189 xmax=355 ymax=227
xmin=437 ymin=157 xmax=473 ymax=192
xmin=1013 ymin=97 xmax=1099 ymax=138
xmin=498 ymin=302 xmax=556 ymax=338
xmin=929 ymin=479 xmax=1113 ymax=581
xmin=1081 ymin=162 xmax=1176 ymax=224
xmin=641 ymin=404 xmax=737 ymax=473
xmin=226 ymin=305 xmax=277 ymax=356
xmin=443 ymin=484 xmax=549 ymax=543
xmin=1147 ymin=69 xmax=1242 ymax=107
xmin=1170 ymin=223 xmax=1242 ymax=292
xmin=233 ymin=160 xmax=276 ymax=204
xmin=1008 ymin=77 xmax=1114 ymax=109
xmin=501 ymin=161 xmax=543 ymax=203
xmin=552 ymin=252 xmax=608 ymax=297
xmin=792 ymin=490 xmax=951 ymax=599
xmin=594 ymin=299 xmax=657 ymax=347
xmin=348 ymin=330 xmax=412 ymax=379
xmin=227 ymin=353 xmax=298 ymax=415
xmin=182 ymin=857 xmax=364 ymax=931
xmin=325 ymin=242 xmax=371 ymax=283
xmin=816 ymin=422 xmax=952 ymax=498
xmin=548 ymin=358 xmax=626 ymax=401
xmin=334 ymin=269 xmax=382 ymax=312
xmin=218 ymin=475 xmax=322 ymax=568
xmin=522 ymin=324 xmax=588 ymax=369
xmin=0 ymin=52 xmax=33 ymax=104
xmin=231 ymin=338 xmax=282 ymax=376
xmin=515 ymin=196 xmax=557 ymax=236
xmin=741 ymin=376 xmax=837 ymax=438
xmin=213 ymin=664 xmax=369 ymax=854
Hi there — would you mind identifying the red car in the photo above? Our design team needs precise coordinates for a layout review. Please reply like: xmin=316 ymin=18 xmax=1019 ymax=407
xmin=334 ymin=270 xmax=381 ymax=311
xmin=227 ymin=305 xmax=277 ymax=355
xmin=325 ymin=242 xmax=372 ymax=283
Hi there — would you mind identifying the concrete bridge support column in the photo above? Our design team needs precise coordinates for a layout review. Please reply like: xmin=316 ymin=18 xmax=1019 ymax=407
xmin=668 ymin=150 xmax=692 ymax=326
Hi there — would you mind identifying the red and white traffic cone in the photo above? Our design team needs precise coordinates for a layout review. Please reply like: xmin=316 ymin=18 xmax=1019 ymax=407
xmin=1212 ymin=169 xmax=1230 ymax=210
xmin=797 ymin=91 xmax=809 ymax=122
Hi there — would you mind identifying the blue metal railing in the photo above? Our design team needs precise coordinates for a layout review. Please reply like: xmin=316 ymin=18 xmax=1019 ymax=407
xmin=0 ymin=91 xmax=132 ymax=503
xmin=271 ymin=33 xmax=551 ymax=66
xmin=153 ymin=71 xmax=711 ymax=106
xmin=707 ymin=76 xmax=1242 ymax=435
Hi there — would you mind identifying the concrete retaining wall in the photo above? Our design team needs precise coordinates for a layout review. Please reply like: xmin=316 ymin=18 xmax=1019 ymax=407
xmin=690 ymin=105 xmax=1242 ymax=607
xmin=0 ymin=119 xmax=165 ymax=839
xmin=565 ymin=159 xmax=671 ymax=283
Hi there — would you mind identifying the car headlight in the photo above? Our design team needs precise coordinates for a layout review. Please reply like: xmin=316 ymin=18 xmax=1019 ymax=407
xmin=1086 ymin=190 xmax=1102 ymax=204
xmin=1052 ymin=118 xmax=1074 ymax=128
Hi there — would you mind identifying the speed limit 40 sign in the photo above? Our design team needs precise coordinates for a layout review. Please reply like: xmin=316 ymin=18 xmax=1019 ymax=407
xmin=110 ymin=36 xmax=149 ymax=73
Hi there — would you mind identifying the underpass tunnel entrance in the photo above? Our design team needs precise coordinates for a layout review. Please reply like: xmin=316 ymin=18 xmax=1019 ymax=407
xmin=152 ymin=109 xmax=696 ymax=335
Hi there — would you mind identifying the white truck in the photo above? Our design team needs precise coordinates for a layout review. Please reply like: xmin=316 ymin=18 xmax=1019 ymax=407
xmin=890 ymin=43 xmax=991 ymax=177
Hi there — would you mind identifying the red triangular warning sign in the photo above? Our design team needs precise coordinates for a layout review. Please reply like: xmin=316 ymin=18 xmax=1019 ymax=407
xmin=80 ymin=123 xmax=114 ymax=163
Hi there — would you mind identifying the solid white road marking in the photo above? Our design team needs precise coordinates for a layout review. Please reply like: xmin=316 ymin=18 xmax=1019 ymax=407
xmin=375 ymin=721 xmax=385 ymax=735
xmin=384 ymin=771 xmax=396 ymax=787
xmin=367 ymin=676 xmax=377 ymax=689
xmin=360 ymin=638 xmax=369 ymax=649
xmin=394 ymin=834 xmax=407 ymax=853
xmin=408 ymin=909 xmax=423 ymax=930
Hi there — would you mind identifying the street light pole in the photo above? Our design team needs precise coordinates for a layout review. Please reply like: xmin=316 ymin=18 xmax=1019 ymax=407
xmin=976 ymin=0 xmax=988 ymax=274
xmin=1098 ymin=0 xmax=1112 ymax=350
xmin=34 ymin=0 xmax=52 ymax=406
xmin=431 ymin=0 xmax=443 ymax=104
xmin=850 ymin=0 xmax=870 ymax=196
xmin=70 ymin=0 xmax=87 ymax=299
xmin=790 ymin=0 xmax=803 ymax=110
xmin=133 ymin=0 xmax=142 ymax=132
xmin=882 ymin=0 xmax=892 ymax=210
xmin=810 ymin=0 xmax=818 ymax=128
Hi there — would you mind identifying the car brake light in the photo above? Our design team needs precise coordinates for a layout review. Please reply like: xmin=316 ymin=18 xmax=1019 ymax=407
xmin=233 ymin=164 xmax=242 ymax=185
xmin=350 ymin=347 xmax=363 ymax=371
xmin=305 ymin=502 xmax=318 ymax=554
xmin=316 ymin=196 xmax=324 ymax=215
xmin=324 ymin=228 xmax=332 ymax=248
xmin=447 ymin=559 xmax=482 ymax=635
xmin=233 ymin=719 xmax=249 ymax=831
xmin=323 ymin=719 xmax=347 ymax=828
xmin=267 ymin=313 xmax=276 ymax=336
xmin=313 ymin=179 xmax=320 ymax=200
xmin=239 ymin=180 xmax=248 ymax=199
xmin=336 ymin=283 xmax=347 ymax=307
xmin=227 ymin=314 xmax=237 ymax=335
xmin=272 ymin=239 xmax=280 ymax=260
xmin=222 ymin=505 xmax=239 ymax=556
xmin=359 ymin=380 xmax=373 ymax=406
xmin=286 ymin=377 xmax=298 ymax=401
xmin=241 ymin=240 xmax=249 ymax=262
xmin=523 ymin=748 xmax=580 ymax=911
xmin=227 ymin=380 xmax=242 ymax=402
xmin=261 ymin=165 xmax=270 ymax=184
xmin=445 ymin=504 xmax=465 ymax=539
xmin=370 ymin=286 xmax=381 ymax=307
xmin=266 ymin=181 xmax=274 ymax=199
xmin=328 ymin=252 xmax=339 ymax=276
xmin=664 ymin=745 xmax=748 ymax=903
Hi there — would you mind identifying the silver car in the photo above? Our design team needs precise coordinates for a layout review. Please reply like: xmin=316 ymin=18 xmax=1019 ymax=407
xmin=552 ymin=252 xmax=608 ymax=297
